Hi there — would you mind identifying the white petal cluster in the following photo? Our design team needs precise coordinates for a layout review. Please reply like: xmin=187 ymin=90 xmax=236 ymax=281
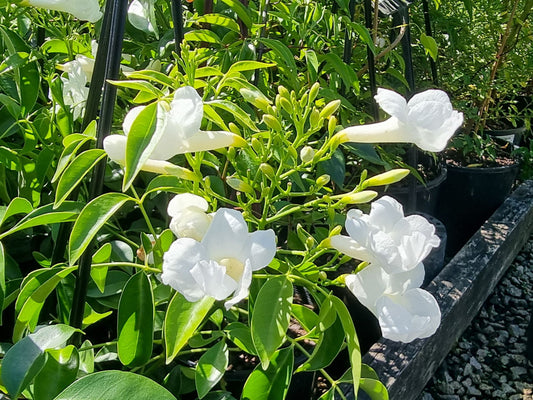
xmin=22 ymin=0 xmax=102 ymax=22
xmin=161 ymin=208 xmax=276 ymax=310
xmin=335 ymin=88 xmax=464 ymax=152
xmin=128 ymin=0 xmax=159 ymax=37
xmin=330 ymin=196 xmax=441 ymax=343
xmin=60 ymin=62 xmax=89 ymax=121
xmin=167 ymin=193 xmax=213 ymax=242
xmin=103 ymin=86 xmax=246 ymax=174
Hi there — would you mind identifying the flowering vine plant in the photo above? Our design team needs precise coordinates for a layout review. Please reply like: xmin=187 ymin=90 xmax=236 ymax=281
xmin=0 ymin=1 xmax=463 ymax=400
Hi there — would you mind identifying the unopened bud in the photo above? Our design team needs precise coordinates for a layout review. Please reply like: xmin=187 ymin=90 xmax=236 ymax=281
xmin=309 ymin=82 xmax=320 ymax=103
xmin=309 ymin=108 xmax=321 ymax=128
xmin=278 ymin=86 xmax=290 ymax=99
xmin=226 ymin=177 xmax=254 ymax=194
xmin=300 ymin=146 xmax=315 ymax=163
xmin=328 ymin=116 xmax=337 ymax=136
xmin=279 ymin=97 xmax=293 ymax=114
xmin=251 ymin=137 xmax=263 ymax=155
xmin=319 ymin=99 xmax=341 ymax=119
xmin=259 ymin=163 xmax=276 ymax=180
xmin=316 ymin=174 xmax=331 ymax=187
xmin=228 ymin=122 xmax=240 ymax=135
xmin=365 ymin=169 xmax=410 ymax=187
xmin=339 ymin=190 xmax=377 ymax=204
xmin=263 ymin=114 xmax=283 ymax=131
xmin=299 ymin=93 xmax=308 ymax=108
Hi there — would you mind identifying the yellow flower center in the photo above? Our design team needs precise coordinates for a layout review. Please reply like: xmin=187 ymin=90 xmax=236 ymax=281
xmin=218 ymin=257 xmax=245 ymax=281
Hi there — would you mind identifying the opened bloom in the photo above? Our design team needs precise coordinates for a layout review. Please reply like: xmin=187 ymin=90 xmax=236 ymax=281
xmin=345 ymin=263 xmax=441 ymax=343
xmin=167 ymin=193 xmax=212 ymax=242
xmin=335 ymin=88 xmax=463 ymax=152
xmin=330 ymin=196 xmax=440 ymax=274
xmin=60 ymin=62 xmax=89 ymax=121
xmin=128 ymin=0 xmax=158 ymax=37
xmin=103 ymin=86 xmax=246 ymax=174
xmin=21 ymin=0 xmax=102 ymax=22
xmin=161 ymin=208 xmax=276 ymax=309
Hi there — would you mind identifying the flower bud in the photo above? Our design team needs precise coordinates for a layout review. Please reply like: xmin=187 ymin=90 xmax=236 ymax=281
xmin=309 ymin=108 xmax=321 ymax=128
xmin=278 ymin=85 xmax=290 ymax=99
xmin=263 ymin=114 xmax=283 ymax=131
xmin=228 ymin=122 xmax=240 ymax=135
xmin=319 ymin=99 xmax=341 ymax=119
xmin=300 ymin=146 xmax=315 ymax=163
xmin=339 ymin=190 xmax=378 ymax=205
xmin=328 ymin=116 xmax=337 ymax=136
xmin=364 ymin=169 xmax=410 ymax=187
xmin=316 ymin=174 xmax=331 ymax=187
xmin=299 ymin=93 xmax=308 ymax=108
xmin=259 ymin=163 xmax=276 ymax=180
xmin=279 ymin=97 xmax=293 ymax=114
xmin=251 ymin=137 xmax=263 ymax=155
xmin=309 ymin=82 xmax=320 ymax=103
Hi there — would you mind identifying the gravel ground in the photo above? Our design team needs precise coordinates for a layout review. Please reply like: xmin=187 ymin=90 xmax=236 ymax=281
xmin=419 ymin=234 xmax=533 ymax=400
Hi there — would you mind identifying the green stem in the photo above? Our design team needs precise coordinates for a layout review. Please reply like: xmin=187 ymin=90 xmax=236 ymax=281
xmin=92 ymin=262 xmax=161 ymax=274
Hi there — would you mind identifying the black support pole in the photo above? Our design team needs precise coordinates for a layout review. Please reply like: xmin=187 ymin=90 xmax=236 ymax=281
xmin=170 ymin=0 xmax=184 ymax=55
xmin=363 ymin=0 xmax=379 ymax=121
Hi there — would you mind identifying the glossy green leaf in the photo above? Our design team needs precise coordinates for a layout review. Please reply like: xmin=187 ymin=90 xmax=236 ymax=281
xmin=184 ymin=29 xmax=221 ymax=43
xmin=296 ymin=316 xmax=344 ymax=372
xmin=54 ymin=149 xmax=107 ymax=208
xmin=0 ymin=196 xmax=33 ymax=228
xmin=258 ymin=38 xmax=297 ymax=76
xmin=1 ymin=324 xmax=80 ymax=399
xmin=0 ymin=202 xmax=82 ymax=240
xmin=219 ymin=0 xmax=252 ymax=27
xmin=34 ymin=346 xmax=79 ymax=400
xmin=291 ymin=304 xmax=319 ymax=334
xmin=207 ymin=99 xmax=259 ymax=132
xmin=86 ymin=270 xmax=130 ymax=298
xmin=331 ymin=296 xmax=361 ymax=394
xmin=13 ymin=266 xmax=77 ymax=342
xmin=118 ymin=272 xmax=154 ymax=367
xmin=195 ymin=14 xmax=240 ymax=33
xmin=91 ymin=243 xmax=112 ymax=293
xmin=68 ymin=193 xmax=134 ymax=265
xmin=226 ymin=61 xmax=276 ymax=75
xmin=225 ymin=322 xmax=257 ymax=355
xmin=108 ymin=80 xmax=164 ymax=97
xmin=164 ymin=293 xmax=215 ymax=363
xmin=420 ymin=33 xmax=438 ymax=61
xmin=241 ymin=346 xmax=294 ymax=400
xmin=79 ymin=340 xmax=94 ymax=375
xmin=123 ymin=70 xmax=175 ymax=87
xmin=82 ymin=303 xmax=112 ymax=327
xmin=360 ymin=378 xmax=389 ymax=400
xmin=53 ymin=370 xmax=177 ymax=400
xmin=251 ymin=275 xmax=293 ymax=369
xmin=0 ymin=242 xmax=4 ymax=324
xmin=123 ymin=101 xmax=160 ymax=191
xmin=195 ymin=340 xmax=228 ymax=398
xmin=322 ymin=53 xmax=359 ymax=92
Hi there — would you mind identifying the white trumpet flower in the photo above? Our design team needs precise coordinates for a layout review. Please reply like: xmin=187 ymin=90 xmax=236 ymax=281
xmin=21 ymin=0 xmax=102 ymax=22
xmin=128 ymin=0 xmax=159 ymax=37
xmin=103 ymin=86 xmax=246 ymax=174
xmin=335 ymin=88 xmax=463 ymax=152
xmin=161 ymin=208 xmax=276 ymax=310
xmin=167 ymin=193 xmax=213 ymax=242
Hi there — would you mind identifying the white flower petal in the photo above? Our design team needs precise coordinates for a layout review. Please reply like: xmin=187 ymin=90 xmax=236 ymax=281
xmin=374 ymin=88 xmax=408 ymax=122
xmin=170 ymin=210 xmax=212 ymax=241
xmin=128 ymin=0 xmax=158 ymax=36
xmin=123 ymin=106 xmax=146 ymax=136
xmin=345 ymin=264 xmax=388 ymax=310
xmin=375 ymin=288 xmax=441 ymax=343
xmin=167 ymin=193 xmax=209 ymax=217
xmin=202 ymin=208 xmax=249 ymax=261
xmin=245 ymin=229 xmax=276 ymax=271
xmin=329 ymin=235 xmax=375 ymax=262
xmin=190 ymin=260 xmax=237 ymax=301
xmin=103 ymin=135 xmax=127 ymax=164
xmin=171 ymin=130 xmax=247 ymax=154
xmin=167 ymin=86 xmax=204 ymax=139
xmin=224 ymin=262 xmax=253 ymax=310
xmin=25 ymin=0 xmax=102 ymax=22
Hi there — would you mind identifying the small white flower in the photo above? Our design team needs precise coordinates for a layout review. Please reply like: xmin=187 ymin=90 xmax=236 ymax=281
xmin=335 ymin=88 xmax=463 ymax=152
xmin=61 ymin=62 xmax=89 ymax=120
xmin=345 ymin=263 xmax=440 ymax=343
xmin=330 ymin=196 xmax=440 ymax=274
xmin=103 ymin=86 xmax=246 ymax=174
xmin=300 ymin=146 xmax=315 ymax=163
xmin=167 ymin=193 xmax=213 ymax=241
xmin=21 ymin=0 xmax=102 ymax=22
xmin=128 ymin=0 xmax=159 ymax=37
xmin=161 ymin=208 xmax=276 ymax=309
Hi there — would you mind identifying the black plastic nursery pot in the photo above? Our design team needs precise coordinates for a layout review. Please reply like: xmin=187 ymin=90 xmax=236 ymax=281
xmin=435 ymin=162 xmax=520 ymax=257
xmin=485 ymin=122 xmax=526 ymax=146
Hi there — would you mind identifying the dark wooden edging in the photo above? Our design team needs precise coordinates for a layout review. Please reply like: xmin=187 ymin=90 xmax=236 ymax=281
xmin=343 ymin=179 xmax=533 ymax=400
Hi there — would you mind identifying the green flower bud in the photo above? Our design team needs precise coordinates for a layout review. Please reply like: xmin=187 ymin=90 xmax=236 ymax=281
xmin=339 ymin=190 xmax=378 ymax=204
xmin=319 ymin=99 xmax=341 ymax=119
xmin=259 ymin=163 xmax=276 ymax=180
xmin=309 ymin=82 xmax=320 ymax=103
xmin=279 ymin=97 xmax=293 ymax=114
xmin=316 ymin=174 xmax=331 ymax=187
xmin=228 ymin=122 xmax=240 ymax=135
xmin=278 ymin=85 xmax=290 ymax=99
xmin=251 ymin=137 xmax=263 ymax=155
xmin=309 ymin=108 xmax=321 ymax=128
xmin=263 ymin=114 xmax=283 ymax=132
xmin=328 ymin=116 xmax=338 ymax=136
xmin=365 ymin=169 xmax=410 ymax=187
xmin=300 ymin=146 xmax=315 ymax=163
xmin=299 ymin=93 xmax=308 ymax=108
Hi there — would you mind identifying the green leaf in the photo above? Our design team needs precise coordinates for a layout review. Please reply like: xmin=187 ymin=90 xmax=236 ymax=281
xmin=184 ymin=29 xmax=222 ymax=43
xmin=195 ymin=14 xmax=241 ymax=33
xmin=331 ymin=296 xmax=361 ymax=395
xmin=226 ymin=61 xmax=276 ymax=75
xmin=195 ymin=340 xmax=228 ymax=398
xmin=86 ymin=270 xmax=130 ymax=298
xmin=291 ymin=304 xmax=319 ymax=334
xmin=53 ymin=370 xmax=177 ymax=400
xmin=207 ymin=99 xmax=259 ymax=132
xmin=1 ymin=324 xmax=80 ymax=399
xmin=123 ymin=70 xmax=175 ymax=87
xmin=79 ymin=340 xmax=94 ymax=375
xmin=420 ymin=33 xmax=438 ymax=61
xmin=296 ymin=316 xmax=344 ymax=372
xmin=108 ymin=80 xmax=164 ymax=97
xmin=251 ymin=276 xmax=293 ymax=369
xmin=258 ymin=38 xmax=297 ymax=82
xmin=118 ymin=272 xmax=154 ymax=367
xmin=123 ymin=102 xmax=160 ymax=191
xmin=225 ymin=322 xmax=257 ymax=355
xmin=0 ymin=242 xmax=4 ymax=324
xmin=0 ymin=196 xmax=33 ymax=228
xmin=219 ymin=0 xmax=252 ymax=28
xmin=13 ymin=267 xmax=77 ymax=342
xmin=54 ymin=149 xmax=107 ymax=208
xmin=317 ymin=149 xmax=346 ymax=188
xmin=360 ymin=377 xmax=389 ymax=400
xmin=34 ymin=346 xmax=79 ymax=400
xmin=91 ymin=243 xmax=112 ymax=293
xmin=68 ymin=193 xmax=134 ymax=265
xmin=164 ymin=293 xmax=215 ymax=363
xmin=0 ymin=202 xmax=82 ymax=240
xmin=241 ymin=346 xmax=294 ymax=400
xmin=322 ymin=53 xmax=359 ymax=92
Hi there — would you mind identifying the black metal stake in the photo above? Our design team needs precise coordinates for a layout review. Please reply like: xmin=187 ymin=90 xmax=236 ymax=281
xmin=421 ymin=0 xmax=438 ymax=85
xmin=69 ymin=0 xmax=129 ymax=345
xmin=363 ymin=0 xmax=379 ymax=121
xmin=170 ymin=0 xmax=184 ymax=55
